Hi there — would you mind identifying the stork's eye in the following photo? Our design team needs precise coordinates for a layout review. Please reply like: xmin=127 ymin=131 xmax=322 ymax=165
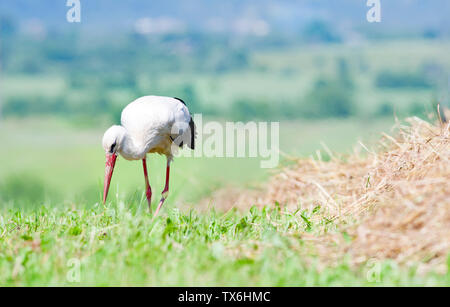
xmin=110 ymin=141 xmax=117 ymax=153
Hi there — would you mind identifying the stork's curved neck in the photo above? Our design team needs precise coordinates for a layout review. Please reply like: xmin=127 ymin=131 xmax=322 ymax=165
xmin=118 ymin=128 xmax=147 ymax=160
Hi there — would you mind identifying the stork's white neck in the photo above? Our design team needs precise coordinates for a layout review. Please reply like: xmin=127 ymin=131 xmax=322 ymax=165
xmin=118 ymin=128 xmax=147 ymax=160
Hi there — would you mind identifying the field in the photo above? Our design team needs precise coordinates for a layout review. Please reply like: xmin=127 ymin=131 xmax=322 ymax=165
xmin=0 ymin=116 xmax=449 ymax=286
xmin=2 ymin=0 xmax=450 ymax=289
xmin=1 ymin=17 xmax=450 ymax=285
xmin=0 ymin=116 xmax=394 ymax=206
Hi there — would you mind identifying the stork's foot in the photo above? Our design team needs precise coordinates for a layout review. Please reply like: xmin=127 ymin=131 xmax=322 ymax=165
xmin=153 ymin=189 xmax=168 ymax=217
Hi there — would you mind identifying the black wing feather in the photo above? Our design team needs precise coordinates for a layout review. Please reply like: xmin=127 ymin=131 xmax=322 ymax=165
xmin=188 ymin=116 xmax=195 ymax=150
xmin=173 ymin=97 xmax=186 ymax=106
xmin=171 ymin=97 xmax=195 ymax=150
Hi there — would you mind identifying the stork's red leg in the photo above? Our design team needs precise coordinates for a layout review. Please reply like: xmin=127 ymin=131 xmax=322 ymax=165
xmin=154 ymin=160 xmax=170 ymax=217
xmin=142 ymin=158 xmax=152 ymax=210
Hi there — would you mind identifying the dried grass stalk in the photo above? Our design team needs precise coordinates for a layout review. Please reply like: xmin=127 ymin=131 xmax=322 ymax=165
xmin=201 ymin=113 xmax=450 ymax=271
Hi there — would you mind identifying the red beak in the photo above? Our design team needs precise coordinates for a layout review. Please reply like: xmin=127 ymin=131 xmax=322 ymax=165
xmin=103 ymin=153 xmax=117 ymax=204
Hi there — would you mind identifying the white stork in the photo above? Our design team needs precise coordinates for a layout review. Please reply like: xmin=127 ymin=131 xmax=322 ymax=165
xmin=101 ymin=95 xmax=195 ymax=216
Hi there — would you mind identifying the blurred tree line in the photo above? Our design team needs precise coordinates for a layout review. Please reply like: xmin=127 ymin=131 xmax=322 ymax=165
xmin=0 ymin=15 xmax=438 ymax=122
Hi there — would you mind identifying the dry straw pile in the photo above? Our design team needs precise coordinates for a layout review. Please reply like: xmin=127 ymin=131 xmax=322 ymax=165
xmin=204 ymin=113 xmax=450 ymax=271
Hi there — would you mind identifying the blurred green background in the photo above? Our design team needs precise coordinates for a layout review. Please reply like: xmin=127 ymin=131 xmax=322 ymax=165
xmin=0 ymin=0 xmax=449 ymax=208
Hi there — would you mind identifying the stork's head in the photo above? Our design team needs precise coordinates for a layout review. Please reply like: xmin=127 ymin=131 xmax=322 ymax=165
xmin=101 ymin=125 xmax=126 ymax=204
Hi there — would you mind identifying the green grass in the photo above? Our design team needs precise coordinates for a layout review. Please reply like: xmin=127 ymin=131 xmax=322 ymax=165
xmin=1 ymin=203 xmax=448 ymax=286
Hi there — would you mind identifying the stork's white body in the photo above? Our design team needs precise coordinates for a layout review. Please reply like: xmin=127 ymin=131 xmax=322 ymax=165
xmin=121 ymin=96 xmax=191 ymax=160
xmin=104 ymin=95 xmax=193 ymax=161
